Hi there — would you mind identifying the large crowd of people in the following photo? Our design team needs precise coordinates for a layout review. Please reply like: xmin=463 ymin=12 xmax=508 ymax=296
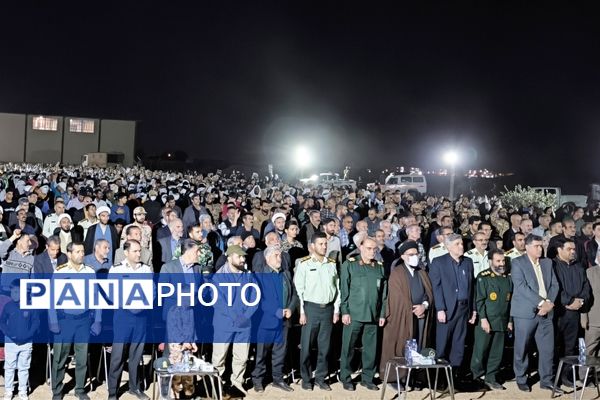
xmin=0 ymin=162 xmax=599 ymax=399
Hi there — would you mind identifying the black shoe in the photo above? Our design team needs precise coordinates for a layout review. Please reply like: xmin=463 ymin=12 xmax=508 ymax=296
xmin=301 ymin=381 xmax=313 ymax=391
xmin=486 ymin=381 xmax=506 ymax=390
xmin=75 ymin=394 xmax=91 ymax=400
xmin=342 ymin=382 xmax=355 ymax=391
xmin=517 ymin=383 xmax=531 ymax=392
xmin=253 ymin=383 xmax=264 ymax=393
xmin=126 ymin=390 xmax=149 ymax=400
xmin=360 ymin=381 xmax=379 ymax=391
xmin=541 ymin=384 xmax=564 ymax=395
xmin=272 ymin=381 xmax=294 ymax=392
xmin=315 ymin=381 xmax=332 ymax=391
xmin=388 ymin=382 xmax=405 ymax=392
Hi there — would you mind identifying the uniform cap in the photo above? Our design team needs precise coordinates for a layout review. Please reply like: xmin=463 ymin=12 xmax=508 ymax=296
xmin=226 ymin=245 xmax=247 ymax=257
xmin=133 ymin=206 xmax=146 ymax=215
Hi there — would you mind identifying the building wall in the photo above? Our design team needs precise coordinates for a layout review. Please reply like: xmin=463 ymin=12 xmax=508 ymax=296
xmin=0 ymin=113 xmax=26 ymax=162
xmin=0 ymin=113 xmax=136 ymax=166
xmin=25 ymin=115 xmax=64 ymax=164
xmin=99 ymin=119 xmax=136 ymax=166
xmin=62 ymin=117 xmax=100 ymax=164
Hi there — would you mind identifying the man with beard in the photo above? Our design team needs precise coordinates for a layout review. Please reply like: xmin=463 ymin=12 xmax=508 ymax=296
xmin=374 ymin=229 xmax=395 ymax=276
xmin=53 ymin=213 xmax=74 ymax=253
xmin=380 ymin=240 xmax=433 ymax=391
xmin=182 ymin=193 xmax=208 ymax=231
xmin=142 ymin=189 xmax=162 ymax=224
xmin=553 ymin=238 xmax=591 ymax=386
xmin=339 ymin=237 xmax=386 ymax=391
xmin=212 ymin=245 xmax=256 ymax=396
xmin=322 ymin=218 xmax=342 ymax=264
xmin=298 ymin=210 xmax=321 ymax=249
xmin=114 ymin=225 xmax=153 ymax=267
xmin=83 ymin=239 xmax=111 ymax=273
xmin=76 ymin=203 xmax=98 ymax=241
xmin=294 ymin=232 xmax=340 ymax=391
xmin=84 ymin=205 xmax=119 ymax=265
xmin=470 ymin=249 xmax=513 ymax=390
xmin=121 ymin=206 xmax=152 ymax=250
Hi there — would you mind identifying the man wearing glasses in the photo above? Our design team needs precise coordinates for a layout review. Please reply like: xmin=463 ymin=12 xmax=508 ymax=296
xmin=465 ymin=231 xmax=490 ymax=277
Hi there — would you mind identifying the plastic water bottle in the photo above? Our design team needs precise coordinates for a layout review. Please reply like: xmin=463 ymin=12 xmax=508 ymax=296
xmin=405 ymin=340 xmax=413 ymax=365
xmin=579 ymin=338 xmax=587 ymax=364
xmin=183 ymin=350 xmax=190 ymax=372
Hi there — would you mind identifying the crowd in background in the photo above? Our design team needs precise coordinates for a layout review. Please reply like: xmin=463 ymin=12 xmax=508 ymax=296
xmin=1 ymin=162 xmax=600 ymax=399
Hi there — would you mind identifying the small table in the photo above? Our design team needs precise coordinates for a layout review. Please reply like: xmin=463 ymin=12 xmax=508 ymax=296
xmin=380 ymin=357 xmax=454 ymax=400
xmin=553 ymin=355 xmax=600 ymax=400
xmin=152 ymin=367 xmax=223 ymax=400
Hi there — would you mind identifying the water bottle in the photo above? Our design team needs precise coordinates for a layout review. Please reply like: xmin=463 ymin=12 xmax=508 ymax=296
xmin=183 ymin=350 xmax=190 ymax=372
xmin=579 ymin=338 xmax=587 ymax=364
xmin=405 ymin=340 xmax=413 ymax=365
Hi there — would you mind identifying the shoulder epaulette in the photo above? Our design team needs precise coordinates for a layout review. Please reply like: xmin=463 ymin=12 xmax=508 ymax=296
xmin=431 ymin=244 xmax=441 ymax=249
xmin=298 ymin=256 xmax=311 ymax=263
xmin=479 ymin=270 xmax=491 ymax=277
xmin=327 ymin=257 xmax=336 ymax=263
xmin=56 ymin=263 xmax=68 ymax=271
xmin=504 ymin=249 xmax=514 ymax=255
xmin=466 ymin=249 xmax=475 ymax=254
xmin=348 ymin=257 xmax=356 ymax=262
xmin=377 ymin=260 xmax=383 ymax=265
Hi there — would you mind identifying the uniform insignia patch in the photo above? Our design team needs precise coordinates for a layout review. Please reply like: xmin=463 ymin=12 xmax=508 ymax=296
xmin=489 ymin=292 xmax=497 ymax=301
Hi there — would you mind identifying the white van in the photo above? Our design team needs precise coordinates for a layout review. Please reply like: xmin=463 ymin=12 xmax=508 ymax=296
xmin=381 ymin=174 xmax=427 ymax=194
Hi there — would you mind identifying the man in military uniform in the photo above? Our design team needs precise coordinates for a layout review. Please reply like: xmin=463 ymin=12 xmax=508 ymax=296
xmin=120 ymin=206 xmax=152 ymax=250
xmin=50 ymin=241 xmax=101 ymax=400
xmin=504 ymin=232 xmax=525 ymax=271
xmin=428 ymin=227 xmax=452 ymax=263
xmin=465 ymin=231 xmax=489 ymax=277
xmin=339 ymin=236 xmax=387 ymax=391
xmin=293 ymin=231 xmax=340 ymax=391
xmin=470 ymin=248 xmax=513 ymax=390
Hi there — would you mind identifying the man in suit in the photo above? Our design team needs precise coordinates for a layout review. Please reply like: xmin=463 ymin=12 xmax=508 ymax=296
xmin=429 ymin=233 xmax=476 ymax=376
xmin=33 ymin=235 xmax=67 ymax=274
xmin=155 ymin=218 xmax=184 ymax=266
xmin=511 ymin=234 xmax=562 ymax=394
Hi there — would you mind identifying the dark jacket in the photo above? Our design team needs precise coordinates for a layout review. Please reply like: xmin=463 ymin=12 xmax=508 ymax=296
xmin=33 ymin=250 xmax=68 ymax=274
xmin=83 ymin=223 xmax=119 ymax=259
xmin=0 ymin=301 xmax=40 ymax=344
xmin=510 ymin=254 xmax=559 ymax=319
xmin=253 ymin=261 xmax=298 ymax=328
xmin=429 ymin=253 xmax=475 ymax=320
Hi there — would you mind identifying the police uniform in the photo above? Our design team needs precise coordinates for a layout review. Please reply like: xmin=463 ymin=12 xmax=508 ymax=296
xmin=50 ymin=261 xmax=100 ymax=399
xmin=293 ymin=255 xmax=340 ymax=386
xmin=470 ymin=268 xmax=512 ymax=386
xmin=504 ymin=248 xmax=524 ymax=273
xmin=428 ymin=243 xmax=448 ymax=263
xmin=465 ymin=248 xmax=489 ymax=278
xmin=107 ymin=260 xmax=153 ymax=398
xmin=339 ymin=257 xmax=387 ymax=387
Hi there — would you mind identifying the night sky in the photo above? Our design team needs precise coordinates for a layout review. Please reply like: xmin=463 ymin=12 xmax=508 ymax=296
xmin=2 ymin=2 xmax=599 ymax=187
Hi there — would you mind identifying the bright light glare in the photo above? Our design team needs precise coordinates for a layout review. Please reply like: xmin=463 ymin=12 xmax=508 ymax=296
xmin=308 ymin=174 xmax=319 ymax=181
xmin=295 ymin=146 xmax=311 ymax=168
xmin=443 ymin=150 xmax=458 ymax=166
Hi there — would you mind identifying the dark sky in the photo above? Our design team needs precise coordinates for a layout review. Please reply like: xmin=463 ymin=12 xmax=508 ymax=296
xmin=2 ymin=2 xmax=600 ymax=185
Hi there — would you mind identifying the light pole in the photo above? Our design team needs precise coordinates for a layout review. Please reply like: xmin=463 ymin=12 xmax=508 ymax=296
xmin=443 ymin=150 xmax=458 ymax=200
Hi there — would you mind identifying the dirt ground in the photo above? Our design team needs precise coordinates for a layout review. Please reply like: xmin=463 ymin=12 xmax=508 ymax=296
xmin=11 ymin=373 xmax=600 ymax=400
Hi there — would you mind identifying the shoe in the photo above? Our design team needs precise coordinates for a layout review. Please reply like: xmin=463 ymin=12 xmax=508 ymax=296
xmin=126 ymin=390 xmax=149 ymax=400
xmin=485 ymin=381 xmax=506 ymax=390
xmin=301 ymin=381 xmax=313 ymax=391
xmin=540 ymin=384 xmax=564 ymax=395
xmin=315 ymin=381 xmax=332 ymax=391
xmin=360 ymin=382 xmax=379 ymax=391
xmin=388 ymin=382 xmax=405 ymax=392
xmin=517 ymin=383 xmax=531 ymax=392
xmin=342 ymin=382 xmax=355 ymax=391
xmin=253 ymin=383 xmax=264 ymax=393
xmin=231 ymin=384 xmax=248 ymax=396
xmin=75 ymin=394 xmax=91 ymax=400
xmin=271 ymin=381 xmax=293 ymax=392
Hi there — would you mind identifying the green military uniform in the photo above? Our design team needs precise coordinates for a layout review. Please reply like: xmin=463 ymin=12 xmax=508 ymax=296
xmin=339 ymin=257 xmax=387 ymax=385
xmin=470 ymin=268 xmax=513 ymax=385
xmin=293 ymin=255 xmax=340 ymax=384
